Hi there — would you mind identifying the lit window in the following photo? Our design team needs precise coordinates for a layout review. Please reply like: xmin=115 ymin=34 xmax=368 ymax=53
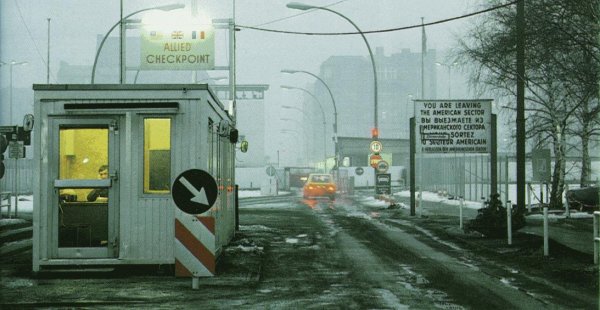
xmin=144 ymin=118 xmax=171 ymax=194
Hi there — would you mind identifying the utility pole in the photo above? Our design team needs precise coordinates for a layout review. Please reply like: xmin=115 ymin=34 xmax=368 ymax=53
xmin=516 ymin=0 xmax=526 ymax=211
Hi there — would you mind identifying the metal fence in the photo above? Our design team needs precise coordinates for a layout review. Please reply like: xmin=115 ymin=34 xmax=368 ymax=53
xmin=0 ymin=158 xmax=34 ymax=195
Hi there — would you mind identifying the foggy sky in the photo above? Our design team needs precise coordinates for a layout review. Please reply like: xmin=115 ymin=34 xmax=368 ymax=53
xmin=0 ymin=0 xmax=484 ymax=165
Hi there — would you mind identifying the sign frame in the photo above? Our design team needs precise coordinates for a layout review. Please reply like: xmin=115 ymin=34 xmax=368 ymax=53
xmin=375 ymin=173 xmax=391 ymax=195
xmin=140 ymin=25 xmax=216 ymax=71
xmin=414 ymin=99 xmax=492 ymax=154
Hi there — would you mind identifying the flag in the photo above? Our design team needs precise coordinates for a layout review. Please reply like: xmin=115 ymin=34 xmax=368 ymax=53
xmin=192 ymin=31 xmax=205 ymax=40
xmin=171 ymin=31 xmax=183 ymax=39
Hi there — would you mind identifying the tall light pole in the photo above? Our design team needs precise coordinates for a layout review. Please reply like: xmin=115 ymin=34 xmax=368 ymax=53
xmin=281 ymin=106 xmax=310 ymax=164
xmin=286 ymin=2 xmax=378 ymax=138
xmin=281 ymin=69 xmax=340 ymax=175
xmin=1 ymin=61 xmax=28 ymax=125
xmin=435 ymin=62 xmax=458 ymax=99
xmin=281 ymin=85 xmax=328 ymax=168
xmin=91 ymin=3 xmax=185 ymax=84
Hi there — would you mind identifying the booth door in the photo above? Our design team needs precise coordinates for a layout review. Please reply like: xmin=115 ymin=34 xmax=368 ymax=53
xmin=53 ymin=118 xmax=119 ymax=259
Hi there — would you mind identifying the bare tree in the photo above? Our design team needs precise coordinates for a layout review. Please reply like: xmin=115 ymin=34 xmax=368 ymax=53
xmin=454 ymin=0 xmax=599 ymax=208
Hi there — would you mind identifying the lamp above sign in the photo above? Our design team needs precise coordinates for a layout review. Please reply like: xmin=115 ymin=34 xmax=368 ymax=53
xmin=140 ymin=26 xmax=215 ymax=70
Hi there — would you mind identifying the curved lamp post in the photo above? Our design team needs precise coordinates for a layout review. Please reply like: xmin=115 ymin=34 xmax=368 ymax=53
xmin=91 ymin=3 xmax=185 ymax=84
xmin=435 ymin=62 xmax=458 ymax=99
xmin=281 ymin=85 xmax=328 ymax=168
xmin=281 ymin=69 xmax=340 ymax=175
xmin=286 ymin=2 xmax=378 ymax=137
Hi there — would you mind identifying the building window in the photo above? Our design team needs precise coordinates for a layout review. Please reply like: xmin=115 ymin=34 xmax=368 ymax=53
xmin=144 ymin=118 xmax=171 ymax=194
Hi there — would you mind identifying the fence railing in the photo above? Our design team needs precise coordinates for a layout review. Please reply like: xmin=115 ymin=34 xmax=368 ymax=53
xmin=0 ymin=159 xmax=34 ymax=195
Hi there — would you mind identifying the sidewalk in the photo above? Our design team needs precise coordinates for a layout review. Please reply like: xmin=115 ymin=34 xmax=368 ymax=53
xmin=392 ymin=190 xmax=597 ymax=256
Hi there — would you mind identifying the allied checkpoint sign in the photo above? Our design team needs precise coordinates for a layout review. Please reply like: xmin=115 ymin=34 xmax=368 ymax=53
xmin=415 ymin=99 xmax=492 ymax=153
xmin=140 ymin=25 xmax=215 ymax=70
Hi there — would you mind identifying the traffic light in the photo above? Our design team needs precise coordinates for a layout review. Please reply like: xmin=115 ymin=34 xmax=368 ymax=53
xmin=0 ymin=134 xmax=7 ymax=179
xmin=371 ymin=127 xmax=379 ymax=139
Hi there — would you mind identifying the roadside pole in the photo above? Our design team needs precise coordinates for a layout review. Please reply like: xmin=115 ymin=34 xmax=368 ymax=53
xmin=409 ymin=118 xmax=415 ymax=216
xmin=527 ymin=183 xmax=531 ymax=213
xmin=506 ymin=200 xmax=512 ymax=245
xmin=459 ymin=196 xmax=464 ymax=230
xmin=505 ymin=155 xmax=509 ymax=215
xmin=543 ymin=206 xmax=549 ymax=256
xmin=593 ymin=211 xmax=599 ymax=264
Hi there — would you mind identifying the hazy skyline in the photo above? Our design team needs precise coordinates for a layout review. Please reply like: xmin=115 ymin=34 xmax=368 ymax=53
xmin=1 ymin=0 xmax=484 ymax=165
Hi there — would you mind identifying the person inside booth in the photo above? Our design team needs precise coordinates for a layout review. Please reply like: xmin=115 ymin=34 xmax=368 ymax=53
xmin=87 ymin=164 xmax=109 ymax=202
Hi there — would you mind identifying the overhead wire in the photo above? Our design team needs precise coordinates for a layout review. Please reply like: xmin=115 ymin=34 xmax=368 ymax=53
xmin=252 ymin=0 xmax=351 ymax=27
xmin=236 ymin=1 xmax=518 ymax=36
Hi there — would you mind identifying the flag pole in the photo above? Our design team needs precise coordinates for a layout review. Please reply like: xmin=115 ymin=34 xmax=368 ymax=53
xmin=421 ymin=17 xmax=426 ymax=99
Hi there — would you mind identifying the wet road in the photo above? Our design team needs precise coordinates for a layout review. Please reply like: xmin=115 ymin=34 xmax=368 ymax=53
xmin=1 ymin=192 xmax=597 ymax=309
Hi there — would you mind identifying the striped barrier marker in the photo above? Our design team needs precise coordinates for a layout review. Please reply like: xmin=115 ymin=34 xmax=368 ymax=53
xmin=175 ymin=213 xmax=215 ymax=278
xmin=171 ymin=169 xmax=219 ymax=288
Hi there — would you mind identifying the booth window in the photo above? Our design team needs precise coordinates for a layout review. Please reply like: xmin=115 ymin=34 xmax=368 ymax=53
xmin=144 ymin=118 xmax=171 ymax=194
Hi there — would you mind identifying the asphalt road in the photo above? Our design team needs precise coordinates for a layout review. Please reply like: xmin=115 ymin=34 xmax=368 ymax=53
xmin=1 ymin=192 xmax=597 ymax=309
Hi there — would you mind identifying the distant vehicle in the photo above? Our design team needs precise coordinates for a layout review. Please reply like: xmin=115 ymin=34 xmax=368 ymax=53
xmin=566 ymin=186 xmax=599 ymax=212
xmin=303 ymin=173 xmax=336 ymax=200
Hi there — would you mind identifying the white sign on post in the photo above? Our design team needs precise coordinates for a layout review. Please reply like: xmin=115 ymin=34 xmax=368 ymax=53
xmin=414 ymin=100 xmax=492 ymax=153
xmin=140 ymin=26 xmax=215 ymax=70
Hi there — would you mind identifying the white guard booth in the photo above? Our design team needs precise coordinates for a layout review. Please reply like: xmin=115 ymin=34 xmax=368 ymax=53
xmin=32 ymin=84 xmax=237 ymax=275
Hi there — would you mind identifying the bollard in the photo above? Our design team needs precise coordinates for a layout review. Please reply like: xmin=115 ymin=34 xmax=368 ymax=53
xmin=459 ymin=197 xmax=464 ymax=230
xmin=593 ymin=212 xmax=599 ymax=264
xmin=506 ymin=200 xmax=512 ymax=245
xmin=418 ymin=188 xmax=423 ymax=217
xmin=543 ymin=206 xmax=549 ymax=256
xmin=564 ymin=183 xmax=570 ymax=218
xmin=527 ymin=183 xmax=531 ymax=213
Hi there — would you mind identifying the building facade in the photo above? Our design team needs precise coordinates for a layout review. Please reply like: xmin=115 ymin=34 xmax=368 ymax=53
xmin=306 ymin=47 xmax=438 ymax=141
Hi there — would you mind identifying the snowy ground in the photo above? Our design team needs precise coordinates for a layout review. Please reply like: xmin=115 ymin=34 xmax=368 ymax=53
xmin=0 ymin=189 xmax=593 ymax=223
xmin=0 ymin=191 xmax=291 ymax=220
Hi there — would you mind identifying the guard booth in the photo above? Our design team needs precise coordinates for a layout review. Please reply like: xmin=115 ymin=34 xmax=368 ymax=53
xmin=32 ymin=84 xmax=237 ymax=275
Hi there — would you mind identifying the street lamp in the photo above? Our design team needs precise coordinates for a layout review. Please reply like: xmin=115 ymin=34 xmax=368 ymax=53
xmin=281 ymin=69 xmax=340 ymax=175
xmin=281 ymin=85 xmax=328 ymax=168
xmin=1 ymin=61 xmax=28 ymax=125
xmin=91 ymin=3 xmax=185 ymax=84
xmin=435 ymin=62 xmax=458 ymax=99
xmin=286 ymin=2 xmax=378 ymax=137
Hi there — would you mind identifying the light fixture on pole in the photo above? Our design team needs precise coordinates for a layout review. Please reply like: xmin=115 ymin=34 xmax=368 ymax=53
xmin=281 ymin=69 xmax=340 ymax=175
xmin=1 ymin=61 xmax=29 ymax=125
xmin=281 ymin=85 xmax=328 ymax=169
xmin=435 ymin=62 xmax=458 ymax=99
xmin=91 ymin=3 xmax=185 ymax=84
xmin=286 ymin=2 xmax=378 ymax=139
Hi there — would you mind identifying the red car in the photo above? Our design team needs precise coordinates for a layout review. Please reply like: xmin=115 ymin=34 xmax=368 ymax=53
xmin=303 ymin=174 xmax=336 ymax=200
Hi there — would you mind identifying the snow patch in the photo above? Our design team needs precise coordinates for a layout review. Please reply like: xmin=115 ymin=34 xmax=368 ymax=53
xmin=373 ymin=288 xmax=408 ymax=309
xmin=346 ymin=212 xmax=373 ymax=220
xmin=2 ymin=278 xmax=34 ymax=289
xmin=357 ymin=196 xmax=389 ymax=208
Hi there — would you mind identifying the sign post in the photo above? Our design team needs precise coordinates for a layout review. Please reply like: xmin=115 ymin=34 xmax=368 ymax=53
xmin=411 ymin=99 xmax=496 ymax=216
xmin=375 ymin=173 xmax=391 ymax=195
xmin=171 ymin=169 xmax=219 ymax=288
